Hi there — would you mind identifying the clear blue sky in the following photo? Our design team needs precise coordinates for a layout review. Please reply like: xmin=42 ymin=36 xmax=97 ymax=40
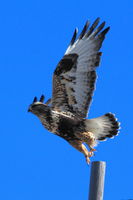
xmin=0 ymin=0 xmax=132 ymax=199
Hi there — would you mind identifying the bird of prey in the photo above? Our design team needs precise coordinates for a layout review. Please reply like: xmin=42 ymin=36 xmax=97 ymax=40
xmin=28 ymin=18 xmax=120 ymax=164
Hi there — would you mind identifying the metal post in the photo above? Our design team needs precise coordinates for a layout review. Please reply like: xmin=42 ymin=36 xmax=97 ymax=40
xmin=88 ymin=161 xmax=106 ymax=200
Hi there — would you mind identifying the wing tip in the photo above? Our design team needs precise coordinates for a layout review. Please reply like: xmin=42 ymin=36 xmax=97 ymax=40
xmin=79 ymin=20 xmax=90 ymax=39
xmin=39 ymin=94 xmax=45 ymax=102
xmin=33 ymin=96 xmax=37 ymax=103
xmin=70 ymin=27 xmax=78 ymax=46
xmin=66 ymin=18 xmax=110 ymax=54
xmin=100 ymin=26 xmax=110 ymax=37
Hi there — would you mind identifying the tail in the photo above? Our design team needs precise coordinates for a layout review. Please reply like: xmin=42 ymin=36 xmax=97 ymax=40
xmin=85 ymin=113 xmax=120 ymax=141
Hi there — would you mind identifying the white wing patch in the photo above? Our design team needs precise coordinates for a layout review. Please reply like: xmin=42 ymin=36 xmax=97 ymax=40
xmin=52 ymin=18 xmax=110 ymax=118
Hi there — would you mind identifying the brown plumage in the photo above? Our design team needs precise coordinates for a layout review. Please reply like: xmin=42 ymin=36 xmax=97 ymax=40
xmin=28 ymin=18 xmax=120 ymax=164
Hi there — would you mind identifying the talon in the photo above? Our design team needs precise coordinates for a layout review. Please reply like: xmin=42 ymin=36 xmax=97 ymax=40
xmin=89 ymin=151 xmax=94 ymax=157
xmin=90 ymin=148 xmax=96 ymax=152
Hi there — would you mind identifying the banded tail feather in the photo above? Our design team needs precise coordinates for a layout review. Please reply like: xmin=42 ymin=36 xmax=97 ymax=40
xmin=85 ymin=113 xmax=120 ymax=141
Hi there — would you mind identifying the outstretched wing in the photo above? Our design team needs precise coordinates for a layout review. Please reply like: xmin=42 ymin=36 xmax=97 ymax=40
xmin=52 ymin=18 xmax=110 ymax=118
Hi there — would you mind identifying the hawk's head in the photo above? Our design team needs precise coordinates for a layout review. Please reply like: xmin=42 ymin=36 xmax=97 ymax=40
xmin=28 ymin=95 xmax=50 ymax=116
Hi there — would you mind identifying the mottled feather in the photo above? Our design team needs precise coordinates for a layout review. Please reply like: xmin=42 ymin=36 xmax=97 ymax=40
xmin=28 ymin=19 xmax=120 ymax=164
xmin=52 ymin=19 xmax=110 ymax=118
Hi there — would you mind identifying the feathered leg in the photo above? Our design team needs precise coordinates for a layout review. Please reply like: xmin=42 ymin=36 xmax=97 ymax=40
xmin=76 ymin=131 xmax=97 ymax=156
xmin=84 ymin=132 xmax=97 ymax=156
xmin=69 ymin=140 xmax=92 ymax=164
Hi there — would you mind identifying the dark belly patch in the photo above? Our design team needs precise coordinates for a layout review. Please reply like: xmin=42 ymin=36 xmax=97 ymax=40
xmin=57 ymin=117 xmax=82 ymax=141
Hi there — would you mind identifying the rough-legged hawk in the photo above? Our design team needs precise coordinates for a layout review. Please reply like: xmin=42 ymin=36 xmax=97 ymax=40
xmin=28 ymin=18 xmax=120 ymax=164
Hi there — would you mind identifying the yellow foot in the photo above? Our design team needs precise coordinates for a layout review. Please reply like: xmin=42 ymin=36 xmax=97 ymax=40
xmin=88 ymin=148 xmax=96 ymax=157
xmin=89 ymin=148 xmax=96 ymax=156
xmin=86 ymin=151 xmax=94 ymax=164
xmin=90 ymin=148 xmax=96 ymax=152
xmin=87 ymin=151 xmax=92 ymax=157
xmin=86 ymin=156 xmax=90 ymax=164
xmin=89 ymin=151 xmax=94 ymax=157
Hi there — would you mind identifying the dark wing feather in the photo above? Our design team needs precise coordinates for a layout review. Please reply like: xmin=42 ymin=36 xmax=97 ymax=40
xmin=86 ymin=17 xmax=100 ymax=37
xmin=52 ymin=18 xmax=110 ymax=118
xmin=79 ymin=20 xmax=90 ymax=39
xmin=70 ymin=28 xmax=78 ymax=46
xmin=52 ymin=54 xmax=79 ymax=115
